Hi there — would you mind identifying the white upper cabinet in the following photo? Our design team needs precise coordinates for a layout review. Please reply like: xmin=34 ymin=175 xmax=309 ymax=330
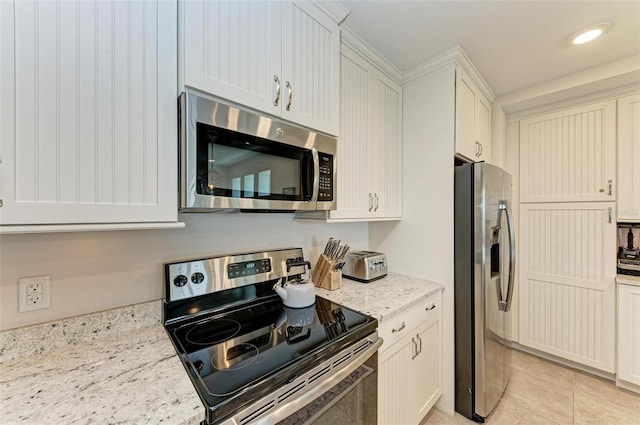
xmin=455 ymin=67 xmax=491 ymax=162
xmin=617 ymin=93 xmax=640 ymax=221
xmin=181 ymin=1 xmax=340 ymax=136
xmin=0 ymin=0 xmax=180 ymax=231
xmin=322 ymin=44 xmax=402 ymax=221
xmin=519 ymin=100 xmax=617 ymax=203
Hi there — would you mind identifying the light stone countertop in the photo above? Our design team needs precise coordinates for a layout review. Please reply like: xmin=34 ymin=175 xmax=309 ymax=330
xmin=314 ymin=272 xmax=444 ymax=322
xmin=0 ymin=302 xmax=204 ymax=425
xmin=0 ymin=272 xmax=443 ymax=425
xmin=617 ymin=274 xmax=640 ymax=287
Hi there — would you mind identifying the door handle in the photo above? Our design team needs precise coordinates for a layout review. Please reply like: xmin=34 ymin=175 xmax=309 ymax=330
xmin=608 ymin=179 xmax=613 ymax=196
xmin=374 ymin=193 xmax=379 ymax=211
xmin=416 ymin=333 xmax=422 ymax=355
xmin=497 ymin=200 xmax=516 ymax=312
xmin=285 ymin=81 xmax=293 ymax=111
xmin=369 ymin=193 xmax=373 ymax=212
xmin=273 ymin=75 xmax=281 ymax=106
xmin=411 ymin=337 xmax=418 ymax=360
xmin=392 ymin=322 xmax=406 ymax=333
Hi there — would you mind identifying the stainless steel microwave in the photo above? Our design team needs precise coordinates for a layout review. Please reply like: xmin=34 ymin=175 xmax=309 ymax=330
xmin=179 ymin=92 xmax=337 ymax=212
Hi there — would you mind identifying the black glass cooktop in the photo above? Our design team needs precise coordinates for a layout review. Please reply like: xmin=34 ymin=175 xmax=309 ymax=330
xmin=165 ymin=292 xmax=377 ymax=424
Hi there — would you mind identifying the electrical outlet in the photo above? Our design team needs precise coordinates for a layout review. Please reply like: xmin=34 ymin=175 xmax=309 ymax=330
xmin=18 ymin=275 xmax=51 ymax=312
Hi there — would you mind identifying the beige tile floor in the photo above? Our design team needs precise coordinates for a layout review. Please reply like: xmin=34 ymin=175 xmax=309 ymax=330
xmin=421 ymin=350 xmax=640 ymax=425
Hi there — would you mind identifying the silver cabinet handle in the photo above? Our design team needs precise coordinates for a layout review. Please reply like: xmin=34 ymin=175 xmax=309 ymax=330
xmin=416 ymin=333 xmax=422 ymax=355
xmin=273 ymin=75 xmax=281 ymax=106
xmin=608 ymin=207 xmax=612 ymax=223
xmin=425 ymin=303 xmax=436 ymax=311
xmin=285 ymin=81 xmax=292 ymax=111
xmin=411 ymin=337 xmax=418 ymax=360
xmin=374 ymin=193 xmax=379 ymax=211
xmin=369 ymin=193 xmax=373 ymax=212
xmin=608 ymin=179 xmax=613 ymax=196
xmin=475 ymin=141 xmax=479 ymax=157
xmin=392 ymin=322 xmax=406 ymax=333
xmin=478 ymin=142 xmax=483 ymax=157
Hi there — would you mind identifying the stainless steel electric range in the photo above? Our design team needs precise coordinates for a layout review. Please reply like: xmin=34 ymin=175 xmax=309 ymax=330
xmin=163 ymin=248 xmax=381 ymax=425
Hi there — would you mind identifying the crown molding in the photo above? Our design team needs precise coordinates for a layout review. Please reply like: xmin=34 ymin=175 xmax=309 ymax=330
xmin=310 ymin=0 xmax=350 ymax=25
xmin=341 ymin=27 xmax=403 ymax=82
xmin=402 ymin=45 xmax=494 ymax=101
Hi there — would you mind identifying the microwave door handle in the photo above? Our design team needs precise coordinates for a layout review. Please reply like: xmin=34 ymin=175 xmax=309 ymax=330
xmin=311 ymin=148 xmax=319 ymax=202
xmin=498 ymin=200 xmax=516 ymax=312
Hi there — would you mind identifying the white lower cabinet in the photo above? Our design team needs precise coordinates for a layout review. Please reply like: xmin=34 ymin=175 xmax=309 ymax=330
xmin=617 ymin=282 xmax=640 ymax=393
xmin=378 ymin=291 xmax=442 ymax=425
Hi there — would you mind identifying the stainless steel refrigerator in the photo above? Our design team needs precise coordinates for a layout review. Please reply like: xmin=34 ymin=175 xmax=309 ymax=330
xmin=454 ymin=162 xmax=515 ymax=422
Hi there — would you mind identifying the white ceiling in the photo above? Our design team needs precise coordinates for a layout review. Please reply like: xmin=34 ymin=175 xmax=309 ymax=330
xmin=338 ymin=0 xmax=640 ymax=98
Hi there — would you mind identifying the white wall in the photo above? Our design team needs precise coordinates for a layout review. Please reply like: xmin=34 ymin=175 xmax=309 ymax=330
xmin=369 ymin=63 xmax=456 ymax=415
xmin=0 ymin=214 xmax=368 ymax=330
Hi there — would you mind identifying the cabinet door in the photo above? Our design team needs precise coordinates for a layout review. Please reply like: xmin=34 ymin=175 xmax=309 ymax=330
xmin=412 ymin=318 xmax=442 ymax=424
xmin=519 ymin=100 xmax=617 ymax=203
xmin=281 ymin=1 xmax=339 ymax=136
xmin=455 ymin=68 xmax=478 ymax=161
xmin=476 ymin=93 xmax=491 ymax=162
xmin=329 ymin=46 xmax=373 ymax=220
xmin=371 ymin=70 xmax=402 ymax=219
xmin=519 ymin=202 xmax=616 ymax=372
xmin=378 ymin=335 xmax=413 ymax=425
xmin=617 ymin=93 xmax=640 ymax=221
xmin=0 ymin=0 xmax=178 ymax=226
xmin=182 ymin=0 xmax=282 ymax=117
xmin=618 ymin=284 xmax=640 ymax=387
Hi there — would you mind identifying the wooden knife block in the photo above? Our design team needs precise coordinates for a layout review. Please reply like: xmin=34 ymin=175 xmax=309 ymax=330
xmin=313 ymin=254 xmax=342 ymax=291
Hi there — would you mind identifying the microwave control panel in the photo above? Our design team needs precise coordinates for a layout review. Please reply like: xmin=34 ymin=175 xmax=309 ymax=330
xmin=318 ymin=153 xmax=334 ymax=201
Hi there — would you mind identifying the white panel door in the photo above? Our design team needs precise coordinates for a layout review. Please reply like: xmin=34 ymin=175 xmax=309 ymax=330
xmin=519 ymin=202 xmax=616 ymax=372
xmin=329 ymin=46 xmax=372 ymax=219
xmin=182 ymin=0 xmax=281 ymax=117
xmin=617 ymin=93 xmax=640 ymax=221
xmin=281 ymin=1 xmax=339 ymax=135
xmin=455 ymin=68 xmax=477 ymax=161
xmin=378 ymin=335 xmax=413 ymax=425
xmin=477 ymin=93 xmax=491 ymax=162
xmin=519 ymin=100 xmax=617 ymax=203
xmin=371 ymin=72 xmax=402 ymax=219
xmin=618 ymin=283 xmax=640 ymax=387
xmin=412 ymin=318 xmax=442 ymax=424
xmin=0 ymin=0 xmax=177 ymax=226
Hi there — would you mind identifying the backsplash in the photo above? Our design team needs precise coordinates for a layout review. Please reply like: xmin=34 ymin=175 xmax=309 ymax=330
xmin=0 ymin=213 xmax=368 ymax=331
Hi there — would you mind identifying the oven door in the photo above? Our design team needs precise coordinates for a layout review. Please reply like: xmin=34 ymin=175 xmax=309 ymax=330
xmin=180 ymin=92 xmax=336 ymax=212
xmin=217 ymin=333 xmax=382 ymax=425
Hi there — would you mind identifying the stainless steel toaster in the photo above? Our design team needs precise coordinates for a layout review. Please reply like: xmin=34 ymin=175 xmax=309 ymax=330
xmin=342 ymin=251 xmax=387 ymax=283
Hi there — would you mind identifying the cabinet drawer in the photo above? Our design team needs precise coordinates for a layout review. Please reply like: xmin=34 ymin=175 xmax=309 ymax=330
xmin=379 ymin=291 xmax=441 ymax=352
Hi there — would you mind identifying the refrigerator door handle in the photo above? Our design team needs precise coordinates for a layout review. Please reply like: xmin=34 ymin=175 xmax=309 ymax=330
xmin=498 ymin=200 xmax=516 ymax=312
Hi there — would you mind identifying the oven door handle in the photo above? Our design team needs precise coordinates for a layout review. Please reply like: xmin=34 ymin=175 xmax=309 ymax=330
xmin=225 ymin=335 xmax=383 ymax=425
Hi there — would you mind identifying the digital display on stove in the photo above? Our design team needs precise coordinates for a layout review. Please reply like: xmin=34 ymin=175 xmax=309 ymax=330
xmin=228 ymin=259 xmax=271 ymax=278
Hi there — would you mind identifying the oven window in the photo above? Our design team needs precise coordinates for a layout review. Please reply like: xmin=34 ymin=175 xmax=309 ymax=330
xmin=196 ymin=123 xmax=312 ymax=201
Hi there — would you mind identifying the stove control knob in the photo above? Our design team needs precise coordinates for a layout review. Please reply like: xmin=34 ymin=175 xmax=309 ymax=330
xmin=191 ymin=272 xmax=205 ymax=284
xmin=173 ymin=275 xmax=188 ymax=287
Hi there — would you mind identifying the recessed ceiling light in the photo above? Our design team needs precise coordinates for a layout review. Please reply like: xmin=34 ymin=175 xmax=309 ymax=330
xmin=569 ymin=22 xmax=611 ymax=45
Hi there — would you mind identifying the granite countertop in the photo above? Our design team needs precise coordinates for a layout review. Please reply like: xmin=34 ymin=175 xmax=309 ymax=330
xmin=314 ymin=272 xmax=444 ymax=322
xmin=617 ymin=274 xmax=640 ymax=287
xmin=0 ymin=301 xmax=204 ymax=425
xmin=0 ymin=272 xmax=443 ymax=425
